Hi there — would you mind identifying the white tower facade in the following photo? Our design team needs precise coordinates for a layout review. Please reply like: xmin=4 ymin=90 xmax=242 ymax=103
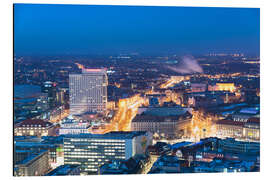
xmin=69 ymin=69 xmax=108 ymax=115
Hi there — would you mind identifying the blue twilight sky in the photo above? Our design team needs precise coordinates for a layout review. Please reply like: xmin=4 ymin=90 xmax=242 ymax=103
xmin=14 ymin=4 xmax=260 ymax=56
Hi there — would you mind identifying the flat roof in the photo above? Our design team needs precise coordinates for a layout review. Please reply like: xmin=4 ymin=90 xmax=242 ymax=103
xmin=239 ymin=107 xmax=259 ymax=115
xmin=142 ymin=107 xmax=189 ymax=117
xmin=16 ymin=150 xmax=47 ymax=165
xmin=216 ymin=120 xmax=245 ymax=126
xmin=15 ymin=141 xmax=57 ymax=148
xmin=17 ymin=119 xmax=53 ymax=127
xmin=64 ymin=131 xmax=148 ymax=140
xmin=46 ymin=165 xmax=79 ymax=176
xmin=132 ymin=114 xmax=180 ymax=122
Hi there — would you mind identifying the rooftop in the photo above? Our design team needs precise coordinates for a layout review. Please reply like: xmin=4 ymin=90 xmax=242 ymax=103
xmin=239 ymin=107 xmax=259 ymax=115
xmin=15 ymin=135 xmax=64 ymax=147
xmin=171 ymin=142 xmax=193 ymax=149
xmin=100 ymin=157 xmax=140 ymax=174
xmin=16 ymin=150 xmax=47 ymax=165
xmin=46 ymin=165 xmax=80 ymax=176
xmin=17 ymin=119 xmax=53 ymax=128
xmin=247 ymin=117 xmax=260 ymax=124
xmin=133 ymin=114 xmax=180 ymax=123
xmin=64 ymin=131 xmax=148 ymax=140
xmin=216 ymin=119 xmax=245 ymax=126
xmin=216 ymin=117 xmax=260 ymax=127
xmin=141 ymin=106 xmax=189 ymax=117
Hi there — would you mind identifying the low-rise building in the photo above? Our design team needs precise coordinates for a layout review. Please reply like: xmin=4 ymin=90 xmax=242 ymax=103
xmin=216 ymin=120 xmax=244 ymax=139
xmin=45 ymin=165 xmax=80 ymax=176
xmin=132 ymin=115 xmax=180 ymax=138
xmin=14 ymin=150 xmax=50 ymax=176
xmin=216 ymin=117 xmax=260 ymax=141
xmin=59 ymin=115 xmax=90 ymax=135
xmin=193 ymin=158 xmax=255 ymax=173
xmin=132 ymin=108 xmax=191 ymax=139
xmin=149 ymin=155 xmax=181 ymax=173
xmin=218 ymin=138 xmax=259 ymax=154
xmin=147 ymin=142 xmax=171 ymax=156
xmin=231 ymin=107 xmax=259 ymax=122
xmin=208 ymin=83 xmax=236 ymax=92
xmin=14 ymin=150 xmax=32 ymax=164
xmin=243 ymin=117 xmax=260 ymax=141
xmin=190 ymin=83 xmax=207 ymax=93
xmin=98 ymin=155 xmax=146 ymax=174
xmin=14 ymin=119 xmax=55 ymax=137
xmin=14 ymin=136 xmax=64 ymax=169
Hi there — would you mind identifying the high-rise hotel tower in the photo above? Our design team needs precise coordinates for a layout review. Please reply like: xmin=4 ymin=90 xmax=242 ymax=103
xmin=69 ymin=69 xmax=108 ymax=115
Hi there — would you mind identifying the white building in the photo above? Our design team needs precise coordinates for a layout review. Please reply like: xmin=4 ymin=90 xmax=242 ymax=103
xmin=59 ymin=115 xmax=91 ymax=135
xmin=69 ymin=69 xmax=108 ymax=115
xmin=63 ymin=131 xmax=152 ymax=174
xmin=14 ymin=119 xmax=55 ymax=137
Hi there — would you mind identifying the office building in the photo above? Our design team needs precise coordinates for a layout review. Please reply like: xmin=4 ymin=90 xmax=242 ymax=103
xmin=56 ymin=88 xmax=68 ymax=105
xmin=218 ymin=138 xmax=260 ymax=154
xmin=69 ymin=68 xmax=108 ymax=115
xmin=41 ymin=81 xmax=57 ymax=108
xmin=14 ymin=85 xmax=49 ymax=124
xmin=132 ymin=107 xmax=192 ymax=138
xmin=14 ymin=150 xmax=33 ymax=164
xmin=14 ymin=150 xmax=50 ymax=176
xmin=14 ymin=136 xmax=64 ymax=169
xmin=63 ymin=131 xmax=152 ymax=174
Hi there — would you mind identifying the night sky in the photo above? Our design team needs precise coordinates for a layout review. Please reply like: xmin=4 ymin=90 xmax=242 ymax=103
xmin=14 ymin=4 xmax=260 ymax=56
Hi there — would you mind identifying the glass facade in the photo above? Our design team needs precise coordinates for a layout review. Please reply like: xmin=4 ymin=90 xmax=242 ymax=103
xmin=64 ymin=137 xmax=129 ymax=173
xmin=63 ymin=132 xmax=152 ymax=174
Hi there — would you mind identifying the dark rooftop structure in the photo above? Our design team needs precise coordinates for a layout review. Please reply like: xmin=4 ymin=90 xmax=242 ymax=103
xmin=133 ymin=115 xmax=180 ymax=123
xmin=64 ymin=131 xmax=148 ymax=140
xmin=17 ymin=119 xmax=53 ymax=128
xmin=45 ymin=165 xmax=80 ymax=176
xmin=216 ymin=117 xmax=260 ymax=126
xmin=141 ymin=106 xmax=190 ymax=117
xmin=216 ymin=119 xmax=245 ymax=126
xmin=150 ymin=155 xmax=181 ymax=173
xmin=99 ymin=155 xmax=147 ymax=174
xmin=16 ymin=150 xmax=48 ymax=165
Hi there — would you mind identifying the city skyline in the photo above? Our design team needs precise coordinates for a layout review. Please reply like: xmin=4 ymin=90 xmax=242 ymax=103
xmin=13 ymin=3 xmax=260 ymax=176
xmin=14 ymin=4 xmax=260 ymax=56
